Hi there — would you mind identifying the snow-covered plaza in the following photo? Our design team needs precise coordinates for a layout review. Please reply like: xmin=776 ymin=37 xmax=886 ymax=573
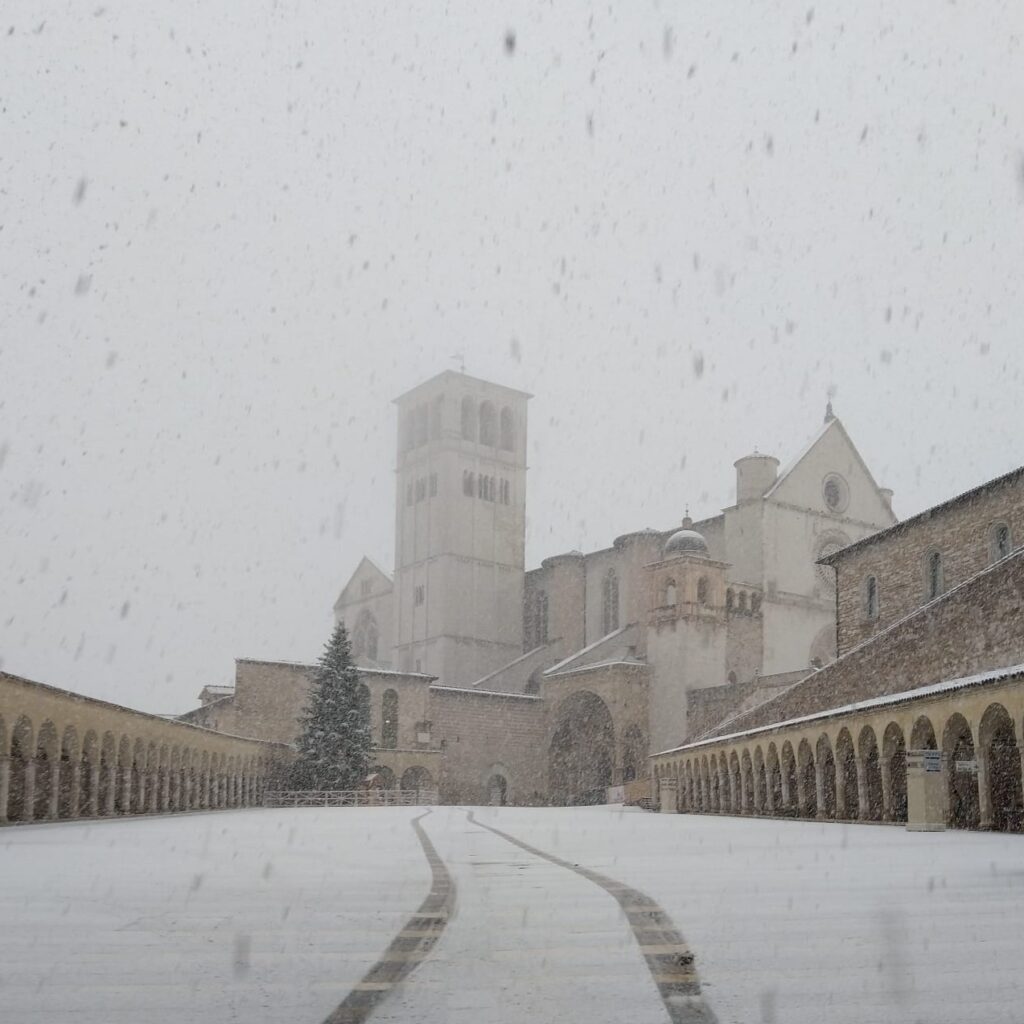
xmin=3 ymin=806 xmax=1022 ymax=1024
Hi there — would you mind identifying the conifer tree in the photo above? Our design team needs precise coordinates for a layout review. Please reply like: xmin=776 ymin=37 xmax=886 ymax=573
xmin=291 ymin=622 xmax=372 ymax=789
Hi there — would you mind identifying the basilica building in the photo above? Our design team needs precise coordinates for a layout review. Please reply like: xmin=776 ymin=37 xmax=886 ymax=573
xmin=184 ymin=370 xmax=900 ymax=805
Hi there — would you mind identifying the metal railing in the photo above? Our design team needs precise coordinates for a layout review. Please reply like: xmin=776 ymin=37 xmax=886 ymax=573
xmin=263 ymin=789 xmax=439 ymax=808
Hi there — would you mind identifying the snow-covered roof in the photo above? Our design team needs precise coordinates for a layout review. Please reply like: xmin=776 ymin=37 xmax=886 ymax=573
xmin=654 ymin=662 xmax=1024 ymax=758
xmin=819 ymin=463 xmax=1024 ymax=564
xmin=429 ymin=685 xmax=541 ymax=701
xmin=544 ymin=659 xmax=648 ymax=680
xmin=543 ymin=625 xmax=633 ymax=676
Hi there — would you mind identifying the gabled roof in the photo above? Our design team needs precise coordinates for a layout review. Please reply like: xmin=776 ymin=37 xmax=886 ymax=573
xmin=820 ymin=464 xmax=1024 ymax=565
xmin=763 ymin=415 xmax=888 ymax=506
xmin=334 ymin=555 xmax=393 ymax=608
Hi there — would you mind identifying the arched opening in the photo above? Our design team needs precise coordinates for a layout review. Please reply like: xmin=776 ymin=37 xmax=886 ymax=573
xmin=857 ymin=726 xmax=884 ymax=821
xmin=381 ymin=689 xmax=399 ymax=749
xmin=370 ymin=766 xmax=397 ymax=790
xmin=621 ymin=725 xmax=645 ymax=783
xmin=697 ymin=577 xmax=709 ymax=606
xmin=979 ymin=704 xmax=1022 ymax=832
xmin=99 ymin=733 xmax=116 ymax=815
xmin=35 ymin=720 xmax=59 ymax=821
xmin=781 ymin=741 xmax=798 ymax=815
xmin=943 ymin=713 xmax=980 ymax=829
xmin=728 ymin=751 xmax=741 ymax=812
xmin=664 ymin=579 xmax=677 ymax=608
xmin=352 ymin=609 xmax=380 ymax=663
xmin=479 ymin=401 xmax=497 ymax=446
xmin=834 ymin=729 xmax=859 ymax=819
xmin=864 ymin=576 xmax=879 ymax=620
xmin=725 ymin=589 xmax=734 ymax=613
xmin=740 ymin=750 xmax=754 ymax=813
xmin=460 ymin=396 xmax=477 ymax=441
xmin=883 ymin=722 xmax=908 ymax=823
xmin=816 ymin=735 xmax=837 ymax=820
xmin=487 ymin=774 xmax=509 ymax=806
xmin=58 ymin=726 xmax=79 ymax=819
xmin=8 ymin=716 xmax=35 ymax=822
xmin=990 ymin=523 xmax=1012 ymax=562
xmin=910 ymin=715 xmax=937 ymax=751
xmin=767 ymin=744 xmax=783 ymax=813
xmin=499 ymin=406 xmax=514 ymax=450
xmin=753 ymin=748 xmax=767 ymax=813
xmin=400 ymin=766 xmax=434 ymax=799
xmin=548 ymin=691 xmax=615 ymax=805
xmin=798 ymin=739 xmax=816 ymax=818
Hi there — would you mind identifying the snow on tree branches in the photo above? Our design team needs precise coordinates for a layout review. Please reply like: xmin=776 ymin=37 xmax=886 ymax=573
xmin=291 ymin=622 xmax=372 ymax=790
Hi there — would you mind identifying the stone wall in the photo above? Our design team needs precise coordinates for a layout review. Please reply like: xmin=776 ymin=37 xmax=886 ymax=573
xmin=710 ymin=549 xmax=1024 ymax=737
xmin=831 ymin=470 xmax=1024 ymax=655
xmin=428 ymin=687 xmax=546 ymax=804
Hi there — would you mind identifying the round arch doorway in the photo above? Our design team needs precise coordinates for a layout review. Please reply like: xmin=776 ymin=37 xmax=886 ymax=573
xmin=548 ymin=691 xmax=615 ymax=806
xmin=487 ymin=774 xmax=508 ymax=806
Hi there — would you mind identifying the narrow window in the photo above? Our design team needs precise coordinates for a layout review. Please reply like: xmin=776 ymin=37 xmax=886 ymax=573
xmin=926 ymin=551 xmax=943 ymax=600
xmin=463 ymin=470 xmax=475 ymax=496
xmin=865 ymin=575 xmax=879 ymax=619
xmin=602 ymin=569 xmax=619 ymax=634
xmin=665 ymin=579 xmax=677 ymax=607
xmin=697 ymin=577 xmax=709 ymax=606
xmin=725 ymin=588 xmax=734 ymax=613
xmin=737 ymin=591 xmax=748 ymax=614
xmin=992 ymin=523 xmax=1011 ymax=562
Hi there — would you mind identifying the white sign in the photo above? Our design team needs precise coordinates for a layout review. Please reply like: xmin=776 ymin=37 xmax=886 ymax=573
xmin=923 ymin=750 xmax=943 ymax=773
xmin=956 ymin=760 xmax=979 ymax=775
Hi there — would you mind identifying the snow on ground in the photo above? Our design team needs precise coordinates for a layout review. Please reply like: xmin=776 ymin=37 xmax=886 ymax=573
xmin=3 ymin=806 xmax=1024 ymax=1024
xmin=480 ymin=806 xmax=1024 ymax=1024
xmin=0 ymin=808 xmax=431 ymax=1024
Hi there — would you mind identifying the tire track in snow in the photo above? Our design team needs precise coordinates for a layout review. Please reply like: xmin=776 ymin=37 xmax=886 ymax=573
xmin=322 ymin=810 xmax=454 ymax=1024
xmin=467 ymin=811 xmax=718 ymax=1024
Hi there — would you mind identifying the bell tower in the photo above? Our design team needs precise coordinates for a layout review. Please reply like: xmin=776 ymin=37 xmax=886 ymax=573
xmin=392 ymin=371 xmax=529 ymax=685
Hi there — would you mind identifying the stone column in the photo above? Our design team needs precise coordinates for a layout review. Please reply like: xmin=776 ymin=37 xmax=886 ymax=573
xmin=171 ymin=771 xmax=180 ymax=812
xmin=89 ymin=765 xmax=101 ymax=817
xmin=780 ymin=765 xmax=791 ymax=810
xmin=835 ymin=765 xmax=847 ymax=820
xmin=977 ymin=748 xmax=993 ymax=829
xmin=795 ymin=765 xmax=806 ymax=816
xmin=0 ymin=756 xmax=9 ymax=824
xmin=106 ymin=765 xmax=118 ymax=815
xmin=137 ymin=771 xmax=146 ymax=813
xmin=879 ymin=758 xmax=892 ymax=822
xmin=23 ymin=761 xmax=36 ymax=822
xmin=765 ymin=772 xmax=775 ymax=815
xmin=150 ymin=772 xmax=160 ymax=813
xmin=855 ymin=756 xmax=868 ymax=820
xmin=814 ymin=760 xmax=825 ymax=820
xmin=48 ymin=763 xmax=61 ymax=820
xmin=739 ymin=771 xmax=748 ymax=813
xmin=122 ymin=767 xmax=133 ymax=814
xmin=70 ymin=764 xmax=82 ymax=819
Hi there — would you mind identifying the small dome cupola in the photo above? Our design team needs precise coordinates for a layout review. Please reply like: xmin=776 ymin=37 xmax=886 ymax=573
xmin=664 ymin=515 xmax=709 ymax=557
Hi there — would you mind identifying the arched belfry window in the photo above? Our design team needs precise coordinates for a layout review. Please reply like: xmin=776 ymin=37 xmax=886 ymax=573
xmin=864 ymin=576 xmax=879 ymax=620
xmin=461 ymin=396 xmax=477 ymax=441
xmin=665 ymin=579 xmax=677 ymax=607
xmin=926 ymin=551 xmax=943 ymax=601
xmin=430 ymin=395 xmax=444 ymax=439
xmin=381 ymin=690 xmax=398 ymax=749
xmin=725 ymin=588 xmax=734 ymax=613
xmin=697 ymin=577 xmax=709 ymax=606
xmin=602 ymin=569 xmax=620 ymax=634
xmin=479 ymin=401 xmax=497 ymax=446
xmin=499 ymin=407 xmax=514 ymax=451
xmin=352 ymin=609 xmax=379 ymax=662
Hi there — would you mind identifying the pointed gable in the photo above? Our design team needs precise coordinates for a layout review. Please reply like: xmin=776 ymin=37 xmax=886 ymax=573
xmin=334 ymin=555 xmax=393 ymax=612
xmin=764 ymin=417 xmax=897 ymax=526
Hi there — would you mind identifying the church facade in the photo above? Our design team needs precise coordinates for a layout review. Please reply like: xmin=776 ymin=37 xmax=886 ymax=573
xmin=185 ymin=370 xmax=899 ymax=804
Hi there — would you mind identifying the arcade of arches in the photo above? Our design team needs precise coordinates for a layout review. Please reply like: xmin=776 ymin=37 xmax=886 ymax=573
xmin=1 ymin=672 xmax=288 ymax=825
xmin=652 ymin=674 xmax=1024 ymax=832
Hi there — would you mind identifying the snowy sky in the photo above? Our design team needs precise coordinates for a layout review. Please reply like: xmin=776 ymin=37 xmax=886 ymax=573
xmin=3 ymin=2 xmax=1023 ymax=714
